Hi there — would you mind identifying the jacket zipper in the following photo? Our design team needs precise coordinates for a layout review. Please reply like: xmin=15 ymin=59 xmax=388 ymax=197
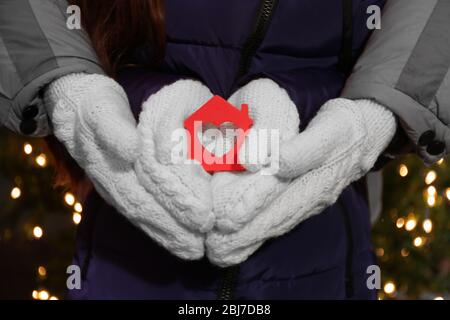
xmin=218 ymin=0 xmax=279 ymax=300
xmin=236 ymin=0 xmax=279 ymax=80
xmin=218 ymin=266 xmax=240 ymax=300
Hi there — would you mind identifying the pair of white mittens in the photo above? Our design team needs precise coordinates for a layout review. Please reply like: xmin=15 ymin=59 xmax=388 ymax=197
xmin=137 ymin=77 xmax=395 ymax=268
xmin=46 ymin=74 xmax=280 ymax=261
xmin=135 ymin=78 xmax=299 ymax=250
xmin=46 ymin=73 xmax=395 ymax=266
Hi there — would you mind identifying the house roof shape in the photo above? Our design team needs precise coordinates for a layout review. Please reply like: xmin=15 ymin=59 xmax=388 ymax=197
xmin=184 ymin=95 xmax=253 ymax=173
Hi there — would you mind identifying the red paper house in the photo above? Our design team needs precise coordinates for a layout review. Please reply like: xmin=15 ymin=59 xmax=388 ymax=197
xmin=184 ymin=95 xmax=253 ymax=173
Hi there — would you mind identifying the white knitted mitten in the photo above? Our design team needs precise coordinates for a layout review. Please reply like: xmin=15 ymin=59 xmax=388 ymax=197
xmin=207 ymin=99 xmax=396 ymax=267
xmin=276 ymin=99 xmax=396 ymax=179
xmin=136 ymin=80 xmax=215 ymax=233
xmin=236 ymin=79 xmax=300 ymax=172
xmin=45 ymin=73 xmax=204 ymax=260
xmin=212 ymin=79 xmax=300 ymax=233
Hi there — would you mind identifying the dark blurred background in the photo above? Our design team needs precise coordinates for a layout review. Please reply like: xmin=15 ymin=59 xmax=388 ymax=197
xmin=0 ymin=126 xmax=449 ymax=300
xmin=0 ymin=127 xmax=77 ymax=300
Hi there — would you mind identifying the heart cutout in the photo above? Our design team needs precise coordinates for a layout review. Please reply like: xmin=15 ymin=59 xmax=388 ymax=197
xmin=199 ymin=122 xmax=239 ymax=157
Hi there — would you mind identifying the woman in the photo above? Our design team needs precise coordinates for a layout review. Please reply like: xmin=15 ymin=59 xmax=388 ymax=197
xmin=1 ymin=0 xmax=449 ymax=299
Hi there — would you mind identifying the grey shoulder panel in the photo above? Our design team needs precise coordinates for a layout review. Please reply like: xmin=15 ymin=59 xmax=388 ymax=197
xmin=0 ymin=0 xmax=104 ymax=135
xmin=342 ymin=0 xmax=450 ymax=163
xmin=395 ymin=0 xmax=450 ymax=108
xmin=0 ymin=0 xmax=58 ymax=85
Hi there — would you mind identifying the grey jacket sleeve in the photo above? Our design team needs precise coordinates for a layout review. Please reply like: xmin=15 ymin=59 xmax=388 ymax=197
xmin=0 ymin=0 xmax=104 ymax=137
xmin=342 ymin=0 xmax=450 ymax=164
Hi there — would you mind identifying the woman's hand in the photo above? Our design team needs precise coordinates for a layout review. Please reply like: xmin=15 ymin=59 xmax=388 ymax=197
xmin=206 ymin=98 xmax=397 ymax=267
xmin=211 ymin=79 xmax=299 ymax=233
xmin=135 ymin=80 xmax=215 ymax=233
xmin=276 ymin=98 xmax=396 ymax=180
xmin=45 ymin=73 xmax=205 ymax=260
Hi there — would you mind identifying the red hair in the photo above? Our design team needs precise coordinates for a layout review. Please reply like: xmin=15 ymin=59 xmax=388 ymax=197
xmin=70 ymin=0 xmax=166 ymax=76
xmin=46 ymin=0 xmax=166 ymax=195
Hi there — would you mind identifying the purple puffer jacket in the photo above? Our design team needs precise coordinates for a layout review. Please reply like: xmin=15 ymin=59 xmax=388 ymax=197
xmin=67 ymin=0 xmax=385 ymax=300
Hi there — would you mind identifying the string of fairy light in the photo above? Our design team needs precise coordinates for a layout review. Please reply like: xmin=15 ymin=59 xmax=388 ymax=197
xmin=7 ymin=142 xmax=84 ymax=300
xmin=377 ymin=158 xmax=447 ymax=300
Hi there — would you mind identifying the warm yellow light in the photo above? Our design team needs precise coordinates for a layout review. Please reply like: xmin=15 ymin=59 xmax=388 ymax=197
xmin=425 ymin=171 xmax=437 ymax=185
xmin=399 ymin=164 xmax=408 ymax=177
xmin=24 ymin=143 xmax=33 ymax=155
xmin=434 ymin=296 xmax=444 ymax=300
xmin=375 ymin=248 xmax=384 ymax=257
xmin=437 ymin=158 xmax=444 ymax=165
xmin=401 ymin=248 xmax=410 ymax=257
xmin=64 ymin=193 xmax=75 ymax=206
xmin=427 ymin=195 xmax=436 ymax=207
xmin=414 ymin=237 xmax=425 ymax=247
xmin=32 ymin=290 xmax=38 ymax=300
xmin=423 ymin=219 xmax=433 ymax=233
xmin=38 ymin=266 xmax=47 ymax=277
xmin=73 ymin=212 xmax=82 ymax=225
xmin=427 ymin=186 xmax=437 ymax=196
xmin=33 ymin=226 xmax=43 ymax=239
xmin=396 ymin=218 xmax=405 ymax=229
xmin=74 ymin=202 xmax=83 ymax=213
xmin=10 ymin=187 xmax=21 ymax=199
xmin=49 ymin=296 xmax=59 ymax=301
xmin=38 ymin=290 xmax=49 ymax=300
xmin=446 ymin=188 xmax=450 ymax=201
xmin=36 ymin=154 xmax=47 ymax=167
xmin=405 ymin=218 xmax=417 ymax=231
xmin=384 ymin=282 xmax=396 ymax=295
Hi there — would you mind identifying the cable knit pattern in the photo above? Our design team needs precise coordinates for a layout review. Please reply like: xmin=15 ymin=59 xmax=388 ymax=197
xmin=136 ymin=80 xmax=215 ymax=233
xmin=45 ymin=73 xmax=205 ymax=260
xmin=234 ymin=79 xmax=300 ymax=172
xmin=277 ymin=99 xmax=396 ymax=179
xmin=44 ymin=73 xmax=396 ymax=266
xmin=206 ymin=98 xmax=396 ymax=267
xmin=211 ymin=79 xmax=300 ymax=233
